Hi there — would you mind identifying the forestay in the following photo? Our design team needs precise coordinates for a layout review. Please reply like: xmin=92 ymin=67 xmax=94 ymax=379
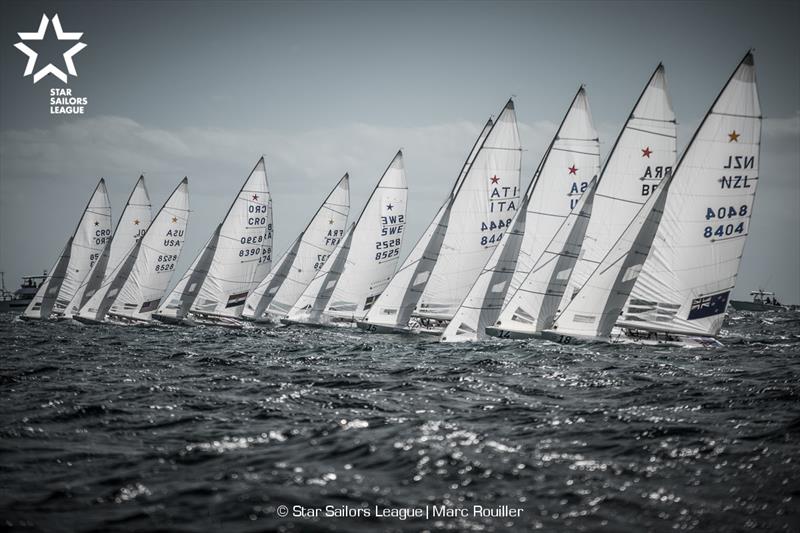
xmin=618 ymin=52 xmax=761 ymax=337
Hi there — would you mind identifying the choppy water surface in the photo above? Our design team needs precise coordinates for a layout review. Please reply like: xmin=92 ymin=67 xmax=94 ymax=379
xmin=1 ymin=310 xmax=799 ymax=532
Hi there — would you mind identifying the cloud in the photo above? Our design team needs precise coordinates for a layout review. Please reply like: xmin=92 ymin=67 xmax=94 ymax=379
xmin=0 ymin=114 xmax=555 ymax=290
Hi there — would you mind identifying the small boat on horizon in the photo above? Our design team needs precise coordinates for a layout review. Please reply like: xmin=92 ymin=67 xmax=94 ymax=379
xmin=0 ymin=272 xmax=48 ymax=313
xmin=729 ymin=290 xmax=787 ymax=312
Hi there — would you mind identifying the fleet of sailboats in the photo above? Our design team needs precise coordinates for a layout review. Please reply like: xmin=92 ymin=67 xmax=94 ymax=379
xmin=14 ymin=51 xmax=767 ymax=347
xmin=76 ymin=177 xmax=190 ymax=324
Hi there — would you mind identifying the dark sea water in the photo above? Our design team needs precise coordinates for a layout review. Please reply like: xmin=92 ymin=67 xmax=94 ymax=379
xmin=1 ymin=310 xmax=799 ymax=532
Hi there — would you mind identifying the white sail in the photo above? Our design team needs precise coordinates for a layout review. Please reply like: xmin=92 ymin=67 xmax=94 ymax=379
xmin=285 ymin=223 xmax=355 ymax=323
xmin=443 ymin=88 xmax=600 ymax=342
xmin=618 ymin=52 xmax=761 ymax=337
xmin=358 ymin=119 xmax=493 ymax=332
xmin=188 ymin=158 xmax=273 ymax=319
xmin=23 ymin=179 xmax=112 ymax=319
xmin=242 ymin=173 xmax=349 ymax=321
xmin=323 ymin=151 xmax=408 ymax=322
xmin=64 ymin=176 xmax=151 ymax=318
xmin=545 ymin=171 xmax=672 ymax=341
xmin=153 ymin=226 xmax=220 ymax=323
xmin=286 ymin=151 xmax=407 ymax=325
xmin=488 ymin=177 xmax=600 ymax=338
xmin=561 ymin=65 xmax=676 ymax=307
xmin=22 ymin=241 xmax=72 ymax=320
xmin=78 ymin=178 xmax=190 ymax=323
xmin=415 ymin=100 xmax=522 ymax=321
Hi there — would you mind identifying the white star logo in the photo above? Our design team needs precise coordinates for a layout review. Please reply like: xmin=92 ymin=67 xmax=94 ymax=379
xmin=14 ymin=14 xmax=86 ymax=84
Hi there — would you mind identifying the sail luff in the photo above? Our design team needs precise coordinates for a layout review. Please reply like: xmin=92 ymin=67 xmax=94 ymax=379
xmin=285 ymin=222 xmax=356 ymax=323
xmin=547 ymin=172 xmax=674 ymax=339
xmin=22 ymin=240 xmax=72 ymax=319
xmin=154 ymin=225 xmax=221 ymax=322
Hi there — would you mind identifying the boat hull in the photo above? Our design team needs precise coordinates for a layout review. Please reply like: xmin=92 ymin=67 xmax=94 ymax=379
xmin=729 ymin=300 xmax=784 ymax=312
xmin=355 ymin=321 xmax=418 ymax=334
xmin=484 ymin=326 xmax=543 ymax=340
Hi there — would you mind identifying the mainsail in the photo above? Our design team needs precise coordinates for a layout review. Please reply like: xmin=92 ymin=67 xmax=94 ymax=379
xmin=357 ymin=119 xmax=493 ymax=332
xmin=487 ymin=177 xmax=600 ymax=338
xmin=77 ymin=177 xmax=190 ymax=323
xmin=286 ymin=150 xmax=407 ymax=324
xmin=64 ymin=176 xmax=151 ymax=318
xmin=618 ymin=52 xmax=762 ymax=337
xmin=158 ymin=158 xmax=272 ymax=322
xmin=23 ymin=179 xmax=112 ymax=319
xmin=241 ymin=173 xmax=349 ymax=322
xmin=442 ymin=87 xmax=600 ymax=342
xmin=560 ymin=65 xmax=676 ymax=307
xmin=415 ymin=99 xmax=521 ymax=321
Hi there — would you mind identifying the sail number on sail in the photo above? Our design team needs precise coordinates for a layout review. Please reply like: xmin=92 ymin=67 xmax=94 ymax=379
xmin=376 ymin=214 xmax=404 ymax=262
xmin=703 ymin=153 xmax=756 ymax=239
xmin=483 ymin=178 xmax=518 ymax=246
xmin=243 ymin=204 xmax=272 ymax=263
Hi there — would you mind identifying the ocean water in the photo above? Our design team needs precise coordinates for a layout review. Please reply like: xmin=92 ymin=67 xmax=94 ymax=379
xmin=1 ymin=310 xmax=798 ymax=532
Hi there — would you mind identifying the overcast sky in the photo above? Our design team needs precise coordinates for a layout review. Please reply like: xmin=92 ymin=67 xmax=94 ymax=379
xmin=1 ymin=0 xmax=798 ymax=302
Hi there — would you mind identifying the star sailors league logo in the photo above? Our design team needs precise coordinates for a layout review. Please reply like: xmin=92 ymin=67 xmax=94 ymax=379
xmin=14 ymin=14 xmax=86 ymax=84
xmin=14 ymin=14 xmax=90 ymax=115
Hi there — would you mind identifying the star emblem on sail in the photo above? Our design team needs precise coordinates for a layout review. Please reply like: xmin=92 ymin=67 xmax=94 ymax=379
xmin=14 ymin=14 xmax=86 ymax=84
